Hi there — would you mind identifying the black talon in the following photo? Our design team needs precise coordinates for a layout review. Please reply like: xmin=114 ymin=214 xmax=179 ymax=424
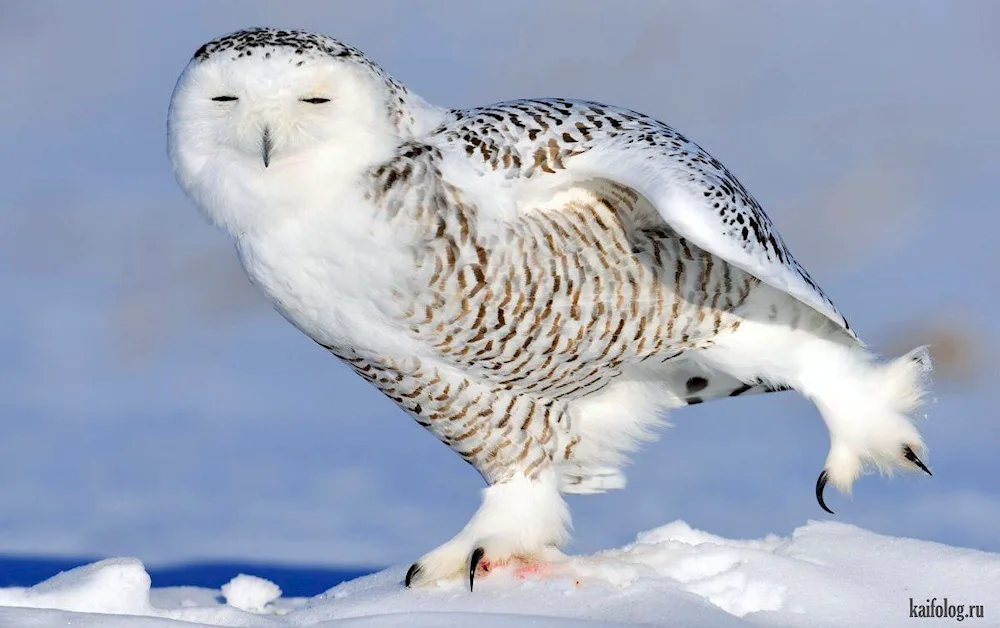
xmin=469 ymin=547 xmax=486 ymax=592
xmin=815 ymin=470 xmax=835 ymax=514
xmin=404 ymin=563 xmax=421 ymax=588
xmin=903 ymin=445 xmax=932 ymax=476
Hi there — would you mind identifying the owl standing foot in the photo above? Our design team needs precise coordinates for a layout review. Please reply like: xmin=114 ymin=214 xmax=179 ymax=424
xmin=406 ymin=538 xmax=565 ymax=590
xmin=403 ymin=473 xmax=569 ymax=589
xmin=467 ymin=546 xmax=567 ymax=590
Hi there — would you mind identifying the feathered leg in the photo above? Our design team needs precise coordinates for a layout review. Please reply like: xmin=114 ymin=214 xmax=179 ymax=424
xmin=696 ymin=291 xmax=932 ymax=510
xmin=405 ymin=471 xmax=569 ymax=589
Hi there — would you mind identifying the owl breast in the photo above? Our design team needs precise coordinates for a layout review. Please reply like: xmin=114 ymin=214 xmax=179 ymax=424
xmin=234 ymin=203 xmax=426 ymax=358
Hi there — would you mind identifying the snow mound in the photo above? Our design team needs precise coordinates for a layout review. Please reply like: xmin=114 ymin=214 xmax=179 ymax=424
xmin=0 ymin=557 xmax=151 ymax=615
xmin=221 ymin=574 xmax=283 ymax=613
xmin=1 ymin=520 xmax=996 ymax=627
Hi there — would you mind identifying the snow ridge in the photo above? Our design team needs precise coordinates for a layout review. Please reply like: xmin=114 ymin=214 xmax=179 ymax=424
xmin=1 ymin=520 xmax=996 ymax=627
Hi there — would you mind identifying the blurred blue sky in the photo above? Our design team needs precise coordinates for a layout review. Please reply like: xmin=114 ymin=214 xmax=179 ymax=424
xmin=1 ymin=1 xmax=998 ymax=568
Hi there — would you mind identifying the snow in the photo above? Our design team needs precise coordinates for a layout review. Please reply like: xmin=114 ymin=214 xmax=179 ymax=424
xmin=1 ymin=520 xmax=995 ymax=627
xmin=221 ymin=574 xmax=283 ymax=613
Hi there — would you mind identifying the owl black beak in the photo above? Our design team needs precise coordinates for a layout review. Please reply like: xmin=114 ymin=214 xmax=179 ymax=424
xmin=261 ymin=126 xmax=273 ymax=168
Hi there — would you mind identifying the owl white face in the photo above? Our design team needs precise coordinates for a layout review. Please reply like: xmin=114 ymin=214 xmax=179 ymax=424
xmin=167 ymin=33 xmax=396 ymax=235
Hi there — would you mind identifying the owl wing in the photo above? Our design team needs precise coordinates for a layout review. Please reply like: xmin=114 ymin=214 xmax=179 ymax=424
xmin=434 ymin=98 xmax=855 ymax=340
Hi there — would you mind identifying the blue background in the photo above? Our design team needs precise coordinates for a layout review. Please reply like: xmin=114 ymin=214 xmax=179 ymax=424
xmin=1 ymin=0 xmax=997 ymax=587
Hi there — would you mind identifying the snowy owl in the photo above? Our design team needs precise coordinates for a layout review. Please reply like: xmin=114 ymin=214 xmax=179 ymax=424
xmin=168 ymin=28 xmax=933 ymax=589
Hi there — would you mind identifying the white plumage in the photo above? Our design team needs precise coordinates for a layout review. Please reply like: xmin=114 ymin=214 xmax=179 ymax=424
xmin=167 ymin=27 xmax=933 ymax=588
